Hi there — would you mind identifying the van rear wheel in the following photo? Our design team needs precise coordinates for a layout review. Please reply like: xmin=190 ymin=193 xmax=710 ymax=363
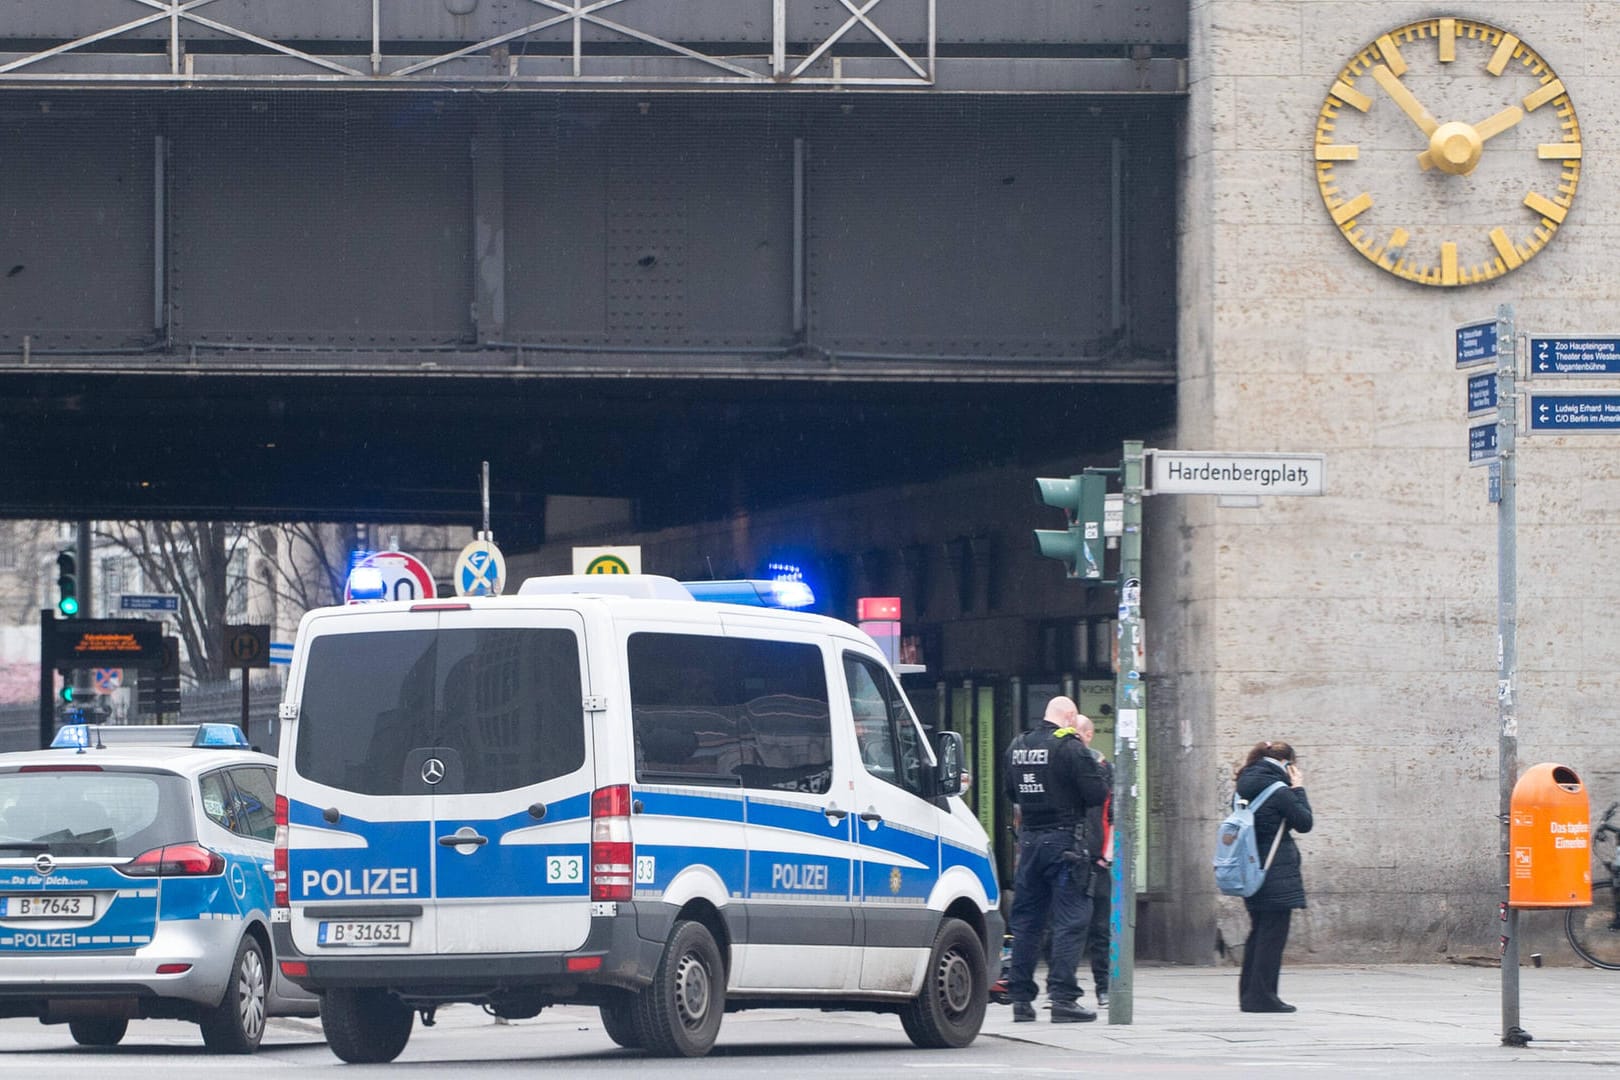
xmin=600 ymin=997 xmax=643 ymax=1048
xmin=322 ymin=987 xmax=414 ymax=1064
xmin=68 ymin=1017 xmax=128 ymax=1046
xmin=633 ymin=919 xmax=725 ymax=1057
xmin=899 ymin=917 xmax=987 ymax=1049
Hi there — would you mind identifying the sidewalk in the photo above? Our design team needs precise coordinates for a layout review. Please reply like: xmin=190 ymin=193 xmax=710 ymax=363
xmin=975 ymin=962 xmax=1620 ymax=1065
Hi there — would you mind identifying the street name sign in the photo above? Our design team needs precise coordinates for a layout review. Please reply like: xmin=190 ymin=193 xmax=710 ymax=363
xmin=1469 ymin=421 xmax=1498 ymax=465
xmin=1528 ymin=337 xmax=1620 ymax=377
xmin=1456 ymin=320 xmax=1498 ymax=368
xmin=1147 ymin=451 xmax=1325 ymax=496
xmin=118 ymin=593 xmax=180 ymax=613
xmin=1527 ymin=392 xmax=1620 ymax=433
xmin=1467 ymin=373 xmax=1498 ymax=417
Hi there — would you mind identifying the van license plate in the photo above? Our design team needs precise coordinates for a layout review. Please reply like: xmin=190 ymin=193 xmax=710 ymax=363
xmin=318 ymin=920 xmax=411 ymax=946
xmin=1 ymin=894 xmax=94 ymax=919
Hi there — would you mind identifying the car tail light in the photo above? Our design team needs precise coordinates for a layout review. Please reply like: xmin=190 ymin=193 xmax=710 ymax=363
xmin=273 ymin=795 xmax=289 ymax=908
xmin=280 ymin=960 xmax=308 ymax=978
xmin=155 ymin=963 xmax=192 ymax=975
xmin=118 ymin=843 xmax=224 ymax=877
xmin=590 ymin=784 xmax=633 ymax=902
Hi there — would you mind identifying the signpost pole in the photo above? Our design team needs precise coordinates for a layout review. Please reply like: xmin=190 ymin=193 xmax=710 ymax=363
xmin=1109 ymin=440 xmax=1144 ymax=1025
xmin=1496 ymin=303 xmax=1524 ymax=1045
xmin=241 ymin=673 xmax=251 ymax=740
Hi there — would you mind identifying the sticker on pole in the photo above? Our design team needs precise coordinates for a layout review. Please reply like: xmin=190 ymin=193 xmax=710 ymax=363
xmin=346 ymin=551 xmax=437 ymax=603
xmin=454 ymin=540 xmax=507 ymax=597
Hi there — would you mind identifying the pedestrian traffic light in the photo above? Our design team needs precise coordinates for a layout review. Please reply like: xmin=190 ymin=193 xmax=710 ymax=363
xmin=55 ymin=551 xmax=79 ymax=616
xmin=1033 ymin=473 xmax=1108 ymax=580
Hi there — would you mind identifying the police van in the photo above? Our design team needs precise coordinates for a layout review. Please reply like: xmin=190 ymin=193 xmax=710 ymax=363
xmin=272 ymin=574 xmax=1001 ymax=1062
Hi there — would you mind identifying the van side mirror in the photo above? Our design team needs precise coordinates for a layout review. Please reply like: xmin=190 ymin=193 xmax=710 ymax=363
xmin=933 ymin=730 xmax=966 ymax=797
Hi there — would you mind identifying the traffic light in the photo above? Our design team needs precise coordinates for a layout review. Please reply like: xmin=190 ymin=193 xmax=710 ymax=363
xmin=1033 ymin=473 xmax=1108 ymax=580
xmin=55 ymin=551 xmax=79 ymax=616
xmin=59 ymin=681 xmax=74 ymax=704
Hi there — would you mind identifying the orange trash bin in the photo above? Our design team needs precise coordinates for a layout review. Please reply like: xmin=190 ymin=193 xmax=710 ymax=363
xmin=1509 ymin=763 xmax=1592 ymax=909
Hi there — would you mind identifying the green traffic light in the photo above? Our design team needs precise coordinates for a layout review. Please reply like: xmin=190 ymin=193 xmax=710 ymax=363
xmin=58 ymin=596 xmax=79 ymax=617
xmin=60 ymin=684 xmax=74 ymax=703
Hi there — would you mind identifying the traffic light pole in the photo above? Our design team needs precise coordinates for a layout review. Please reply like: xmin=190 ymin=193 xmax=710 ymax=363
xmin=38 ymin=609 xmax=54 ymax=748
xmin=1109 ymin=440 xmax=1145 ymax=1024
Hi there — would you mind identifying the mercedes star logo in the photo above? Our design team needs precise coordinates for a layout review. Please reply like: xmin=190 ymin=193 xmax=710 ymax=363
xmin=421 ymin=758 xmax=446 ymax=786
xmin=34 ymin=853 xmax=55 ymax=877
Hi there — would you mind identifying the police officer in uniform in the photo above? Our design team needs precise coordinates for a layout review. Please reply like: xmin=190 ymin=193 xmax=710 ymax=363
xmin=1002 ymin=695 xmax=1108 ymax=1023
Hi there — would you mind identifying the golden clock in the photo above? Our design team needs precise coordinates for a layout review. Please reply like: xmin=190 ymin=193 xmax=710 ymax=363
xmin=1315 ymin=19 xmax=1581 ymax=286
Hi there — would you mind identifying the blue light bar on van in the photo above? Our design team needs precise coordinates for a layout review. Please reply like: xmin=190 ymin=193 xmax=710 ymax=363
xmin=192 ymin=723 xmax=252 ymax=748
xmin=683 ymin=579 xmax=816 ymax=609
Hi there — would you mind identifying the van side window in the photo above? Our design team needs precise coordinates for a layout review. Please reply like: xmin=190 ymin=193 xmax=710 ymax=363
xmin=628 ymin=633 xmax=832 ymax=794
xmin=843 ymin=653 xmax=929 ymax=799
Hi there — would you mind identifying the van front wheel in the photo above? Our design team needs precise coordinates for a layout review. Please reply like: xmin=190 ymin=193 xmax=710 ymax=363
xmin=322 ymin=987 xmax=414 ymax=1063
xmin=899 ymin=917 xmax=987 ymax=1049
xmin=633 ymin=919 xmax=725 ymax=1057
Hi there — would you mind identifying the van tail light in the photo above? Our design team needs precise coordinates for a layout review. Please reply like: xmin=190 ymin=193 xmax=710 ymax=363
xmin=118 ymin=843 xmax=224 ymax=877
xmin=590 ymin=784 xmax=633 ymax=902
xmin=273 ymin=795 xmax=289 ymax=908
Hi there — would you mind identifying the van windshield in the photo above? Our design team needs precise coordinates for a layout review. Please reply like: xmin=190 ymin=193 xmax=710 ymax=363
xmin=296 ymin=627 xmax=586 ymax=796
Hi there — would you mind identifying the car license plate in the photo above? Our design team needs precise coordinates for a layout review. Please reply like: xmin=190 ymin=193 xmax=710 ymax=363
xmin=318 ymin=920 xmax=411 ymax=946
xmin=1 ymin=894 xmax=94 ymax=919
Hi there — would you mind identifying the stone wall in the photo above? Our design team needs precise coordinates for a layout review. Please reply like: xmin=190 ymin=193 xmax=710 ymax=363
xmin=1158 ymin=0 xmax=1620 ymax=963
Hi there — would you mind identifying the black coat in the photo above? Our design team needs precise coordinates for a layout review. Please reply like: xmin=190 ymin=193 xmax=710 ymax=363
xmin=1234 ymin=760 xmax=1313 ymax=911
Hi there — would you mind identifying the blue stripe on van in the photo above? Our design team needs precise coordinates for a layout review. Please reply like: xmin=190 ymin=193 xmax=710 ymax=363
xmin=857 ymin=823 xmax=939 ymax=903
xmin=942 ymin=838 xmax=1000 ymax=903
xmin=634 ymin=844 xmax=747 ymax=897
xmin=633 ymin=788 xmax=745 ymax=824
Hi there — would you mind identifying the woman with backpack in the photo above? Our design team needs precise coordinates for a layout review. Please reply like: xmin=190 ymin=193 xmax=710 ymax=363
xmin=1234 ymin=740 xmax=1313 ymax=1013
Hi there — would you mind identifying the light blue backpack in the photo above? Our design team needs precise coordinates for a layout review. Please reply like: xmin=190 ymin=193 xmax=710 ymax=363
xmin=1212 ymin=781 xmax=1288 ymax=898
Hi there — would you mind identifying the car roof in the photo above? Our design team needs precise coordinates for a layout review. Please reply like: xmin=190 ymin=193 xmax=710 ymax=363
xmin=0 ymin=745 xmax=277 ymax=779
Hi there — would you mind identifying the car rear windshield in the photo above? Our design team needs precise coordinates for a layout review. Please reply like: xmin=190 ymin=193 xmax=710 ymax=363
xmin=296 ymin=627 xmax=586 ymax=796
xmin=0 ymin=769 xmax=191 ymax=857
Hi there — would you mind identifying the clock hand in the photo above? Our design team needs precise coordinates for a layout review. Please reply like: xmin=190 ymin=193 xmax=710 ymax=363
xmin=1418 ymin=105 xmax=1524 ymax=172
xmin=1370 ymin=64 xmax=1437 ymax=136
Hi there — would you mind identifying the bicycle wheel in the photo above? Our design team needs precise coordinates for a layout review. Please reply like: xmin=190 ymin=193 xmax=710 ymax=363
xmin=1566 ymin=878 xmax=1620 ymax=969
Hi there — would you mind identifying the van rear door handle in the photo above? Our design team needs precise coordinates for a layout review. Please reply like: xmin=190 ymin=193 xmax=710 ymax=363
xmin=438 ymin=831 xmax=489 ymax=847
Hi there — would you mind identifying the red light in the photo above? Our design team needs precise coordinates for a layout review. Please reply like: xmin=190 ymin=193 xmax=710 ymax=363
xmin=280 ymin=960 xmax=309 ymax=978
xmin=19 ymin=765 xmax=103 ymax=772
xmin=118 ymin=843 xmax=225 ymax=878
xmin=155 ymin=963 xmax=192 ymax=975
xmin=591 ymin=785 xmax=633 ymax=901
xmin=273 ymin=795 xmax=289 ymax=907
xmin=410 ymin=602 xmax=471 ymax=612
xmin=857 ymin=596 xmax=902 ymax=621
xmin=566 ymin=955 xmax=604 ymax=972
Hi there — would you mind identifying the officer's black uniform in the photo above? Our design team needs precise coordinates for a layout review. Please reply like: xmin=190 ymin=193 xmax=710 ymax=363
xmin=1002 ymin=719 xmax=1107 ymax=1019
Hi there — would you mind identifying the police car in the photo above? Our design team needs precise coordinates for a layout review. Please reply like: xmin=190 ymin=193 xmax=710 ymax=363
xmin=275 ymin=575 xmax=1001 ymax=1063
xmin=0 ymin=723 xmax=318 ymax=1051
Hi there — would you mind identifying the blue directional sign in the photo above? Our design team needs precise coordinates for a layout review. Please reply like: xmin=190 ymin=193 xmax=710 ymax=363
xmin=118 ymin=593 xmax=179 ymax=612
xmin=1456 ymin=320 xmax=1498 ymax=369
xmin=1466 ymin=373 xmax=1498 ymax=417
xmin=1528 ymin=336 xmax=1620 ymax=377
xmin=1468 ymin=421 xmax=1498 ymax=465
xmin=1528 ymin=392 xmax=1620 ymax=433
xmin=1488 ymin=461 xmax=1501 ymax=504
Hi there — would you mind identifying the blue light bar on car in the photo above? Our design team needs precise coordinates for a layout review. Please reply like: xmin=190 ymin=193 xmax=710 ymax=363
xmin=683 ymin=579 xmax=816 ymax=609
xmin=50 ymin=723 xmax=253 ymax=750
xmin=192 ymin=723 xmax=252 ymax=748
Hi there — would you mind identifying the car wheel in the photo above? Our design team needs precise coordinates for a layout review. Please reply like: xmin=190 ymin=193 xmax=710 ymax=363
xmin=68 ymin=1017 xmax=129 ymax=1046
xmin=600 ymin=996 xmax=643 ymax=1048
xmin=632 ymin=919 xmax=725 ymax=1058
xmin=322 ymin=987 xmax=414 ymax=1064
xmin=198 ymin=935 xmax=269 ymax=1053
xmin=899 ymin=918 xmax=987 ymax=1049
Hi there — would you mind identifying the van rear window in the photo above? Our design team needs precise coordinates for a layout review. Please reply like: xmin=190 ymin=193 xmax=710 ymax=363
xmin=296 ymin=628 xmax=585 ymax=796
xmin=628 ymin=633 xmax=832 ymax=794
